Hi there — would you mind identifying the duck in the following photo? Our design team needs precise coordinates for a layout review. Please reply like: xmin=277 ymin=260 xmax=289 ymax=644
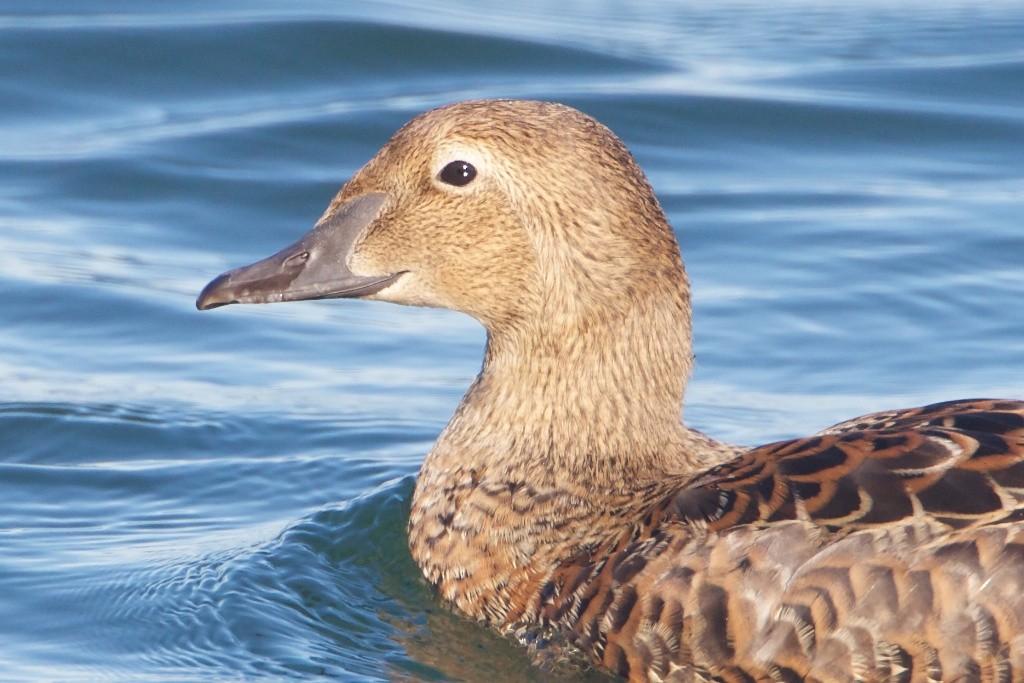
xmin=197 ymin=99 xmax=1024 ymax=682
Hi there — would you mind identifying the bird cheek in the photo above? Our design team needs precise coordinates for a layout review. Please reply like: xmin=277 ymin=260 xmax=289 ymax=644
xmin=361 ymin=272 xmax=437 ymax=307
xmin=348 ymin=221 xmax=408 ymax=277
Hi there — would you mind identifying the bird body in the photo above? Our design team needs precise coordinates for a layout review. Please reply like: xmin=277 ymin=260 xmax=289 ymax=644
xmin=197 ymin=100 xmax=1024 ymax=682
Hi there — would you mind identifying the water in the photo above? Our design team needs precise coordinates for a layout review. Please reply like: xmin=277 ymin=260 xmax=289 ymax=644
xmin=2 ymin=1 xmax=1023 ymax=680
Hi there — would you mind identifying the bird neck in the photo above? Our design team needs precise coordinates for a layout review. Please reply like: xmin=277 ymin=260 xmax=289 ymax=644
xmin=425 ymin=281 xmax=706 ymax=489
xmin=407 ymin=261 xmax=739 ymax=627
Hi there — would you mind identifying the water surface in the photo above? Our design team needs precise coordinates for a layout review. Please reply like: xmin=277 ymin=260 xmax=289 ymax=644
xmin=2 ymin=1 xmax=1023 ymax=680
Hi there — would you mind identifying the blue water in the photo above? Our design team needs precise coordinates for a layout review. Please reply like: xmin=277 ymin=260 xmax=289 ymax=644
xmin=2 ymin=2 xmax=1023 ymax=680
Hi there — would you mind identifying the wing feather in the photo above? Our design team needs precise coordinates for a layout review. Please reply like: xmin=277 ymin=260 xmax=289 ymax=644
xmin=670 ymin=399 xmax=1024 ymax=532
xmin=541 ymin=400 xmax=1024 ymax=681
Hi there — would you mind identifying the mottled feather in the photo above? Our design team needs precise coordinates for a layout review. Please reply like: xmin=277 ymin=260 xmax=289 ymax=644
xmin=554 ymin=398 xmax=1024 ymax=681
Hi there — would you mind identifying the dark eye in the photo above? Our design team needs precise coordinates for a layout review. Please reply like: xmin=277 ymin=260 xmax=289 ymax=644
xmin=438 ymin=160 xmax=477 ymax=187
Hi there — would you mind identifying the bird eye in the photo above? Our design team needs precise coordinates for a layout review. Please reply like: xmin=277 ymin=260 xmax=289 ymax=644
xmin=438 ymin=160 xmax=477 ymax=187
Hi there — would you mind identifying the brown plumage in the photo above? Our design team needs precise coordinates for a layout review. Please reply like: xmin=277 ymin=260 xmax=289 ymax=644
xmin=196 ymin=99 xmax=1024 ymax=682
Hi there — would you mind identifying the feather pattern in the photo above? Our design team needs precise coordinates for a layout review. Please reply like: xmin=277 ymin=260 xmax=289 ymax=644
xmin=411 ymin=399 xmax=1024 ymax=682
xmin=529 ymin=399 xmax=1024 ymax=681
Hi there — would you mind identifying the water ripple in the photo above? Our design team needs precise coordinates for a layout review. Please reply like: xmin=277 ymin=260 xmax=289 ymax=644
xmin=1 ymin=2 xmax=1022 ymax=680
